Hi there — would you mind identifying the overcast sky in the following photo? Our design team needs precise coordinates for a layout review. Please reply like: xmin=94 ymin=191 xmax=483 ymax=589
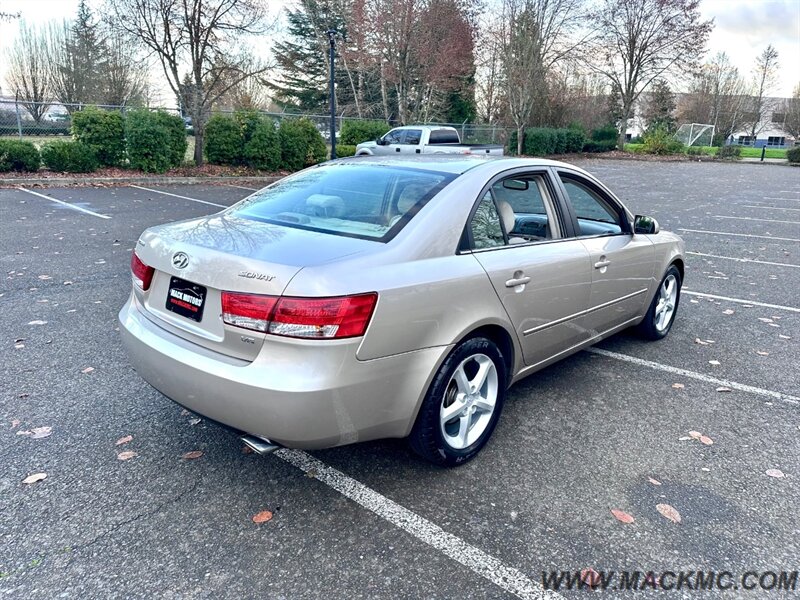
xmin=1 ymin=0 xmax=798 ymax=101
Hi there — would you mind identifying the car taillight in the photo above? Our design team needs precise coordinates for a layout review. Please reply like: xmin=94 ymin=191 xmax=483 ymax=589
xmin=221 ymin=292 xmax=278 ymax=332
xmin=131 ymin=252 xmax=154 ymax=291
xmin=221 ymin=292 xmax=378 ymax=339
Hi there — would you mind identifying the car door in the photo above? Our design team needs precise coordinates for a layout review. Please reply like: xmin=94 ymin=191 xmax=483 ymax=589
xmin=377 ymin=128 xmax=406 ymax=155
xmin=398 ymin=128 xmax=423 ymax=155
xmin=555 ymin=169 xmax=655 ymax=336
xmin=467 ymin=170 xmax=593 ymax=368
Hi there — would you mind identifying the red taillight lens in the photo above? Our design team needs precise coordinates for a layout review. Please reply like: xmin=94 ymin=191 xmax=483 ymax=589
xmin=270 ymin=293 xmax=378 ymax=339
xmin=221 ymin=292 xmax=278 ymax=332
xmin=130 ymin=252 xmax=154 ymax=291
xmin=220 ymin=291 xmax=378 ymax=339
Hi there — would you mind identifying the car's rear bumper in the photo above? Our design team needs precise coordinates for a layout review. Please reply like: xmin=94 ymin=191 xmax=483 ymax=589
xmin=118 ymin=295 xmax=449 ymax=449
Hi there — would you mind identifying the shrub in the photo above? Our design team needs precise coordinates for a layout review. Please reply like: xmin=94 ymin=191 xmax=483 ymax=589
xmin=340 ymin=120 xmax=391 ymax=146
xmin=686 ymin=146 xmax=704 ymax=156
xmin=125 ymin=109 xmax=185 ymax=173
xmin=0 ymin=139 xmax=40 ymax=172
xmin=243 ymin=118 xmax=281 ymax=171
xmin=41 ymin=140 xmax=98 ymax=173
xmin=582 ymin=140 xmax=617 ymax=153
xmin=786 ymin=146 xmax=800 ymax=163
xmin=715 ymin=145 xmax=742 ymax=160
xmin=335 ymin=144 xmax=356 ymax=158
xmin=278 ymin=118 xmax=327 ymax=171
xmin=154 ymin=111 xmax=188 ymax=167
xmin=590 ymin=124 xmax=619 ymax=143
xmin=524 ymin=128 xmax=557 ymax=155
xmin=641 ymin=127 xmax=685 ymax=155
xmin=205 ymin=114 xmax=243 ymax=165
xmin=564 ymin=129 xmax=586 ymax=153
xmin=72 ymin=107 xmax=125 ymax=166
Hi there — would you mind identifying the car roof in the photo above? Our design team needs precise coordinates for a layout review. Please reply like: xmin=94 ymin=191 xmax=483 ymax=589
xmin=326 ymin=154 xmax=592 ymax=177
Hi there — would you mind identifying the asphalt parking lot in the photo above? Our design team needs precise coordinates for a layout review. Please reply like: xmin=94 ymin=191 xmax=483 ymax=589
xmin=1 ymin=160 xmax=798 ymax=599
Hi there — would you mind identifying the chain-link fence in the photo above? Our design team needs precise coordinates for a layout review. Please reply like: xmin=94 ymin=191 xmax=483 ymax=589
xmin=0 ymin=97 xmax=512 ymax=148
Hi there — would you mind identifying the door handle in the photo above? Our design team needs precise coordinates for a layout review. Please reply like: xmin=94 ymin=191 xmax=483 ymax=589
xmin=505 ymin=276 xmax=531 ymax=288
xmin=594 ymin=260 xmax=611 ymax=269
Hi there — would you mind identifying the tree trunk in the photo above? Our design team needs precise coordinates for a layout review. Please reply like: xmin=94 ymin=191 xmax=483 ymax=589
xmin=193 ymin=123 xmax=204 ymax=166
xmin=517 ymin=124 xmax=524 ymax=155
xmin=618 ymin=105 xmax=631 ymax=150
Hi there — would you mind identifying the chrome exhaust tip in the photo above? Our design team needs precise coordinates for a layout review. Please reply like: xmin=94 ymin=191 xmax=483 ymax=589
xmin=240 ymin=434 xmax=280 ymax=455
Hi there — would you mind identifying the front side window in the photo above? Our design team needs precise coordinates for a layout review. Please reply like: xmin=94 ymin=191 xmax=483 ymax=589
xmin=490 ymin=175 xmax=559 ymax=241
xmin=383 ymin=129 xmax=404 ymax=144
xmin=229 ymin=164 xmax=453 ymax=241
xmin=559 ymin=175 xmax=623 ymax=237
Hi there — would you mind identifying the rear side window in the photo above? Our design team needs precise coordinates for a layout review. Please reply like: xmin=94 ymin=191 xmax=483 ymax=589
xmin=228 ymin=164 xmax=453 ymax=241
xmin=429 ymin=129 xmax=459 ymax=144
xmin=404 ymin=129 xmax=422 ymax=145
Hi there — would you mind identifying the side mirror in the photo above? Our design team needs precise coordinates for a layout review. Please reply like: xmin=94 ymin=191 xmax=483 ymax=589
xmin=634 ymin=215 xmax=659 ymax=235
xmin=375 ymin=137 xmax=385 ymax=146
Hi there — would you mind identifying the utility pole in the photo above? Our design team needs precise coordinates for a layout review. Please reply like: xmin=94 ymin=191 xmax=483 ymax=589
xmin=327 ymin=29 xmax=337 ymax=159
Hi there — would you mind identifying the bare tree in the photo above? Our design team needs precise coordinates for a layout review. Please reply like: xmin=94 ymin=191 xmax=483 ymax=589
xmin=585 ymin=0 xmax=712 ymax=149
xmin=745 ymin=44 xmax=780 ymax=140
xmin=103 ymin=32 xmax=148 ymax=106
xmin=4 ymin=21 xmax=51 ymax=122
xmin=474 ymin=22 xmax=505 ymax=124
xmin=496 ymin=0 xmax=585 ymax=154
xmin=784 ymin=83 xmax=800 ymax=141
xmin=109 ymin=0 xmax=269 ymax=165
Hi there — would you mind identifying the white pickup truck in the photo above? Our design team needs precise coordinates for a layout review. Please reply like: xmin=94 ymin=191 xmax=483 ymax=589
xmin=355 ymin=125 xmax=504 ymax=157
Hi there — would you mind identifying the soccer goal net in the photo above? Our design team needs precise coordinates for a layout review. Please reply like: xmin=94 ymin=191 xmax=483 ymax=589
xmin=675 ymin=123 xmax=715 ymax=147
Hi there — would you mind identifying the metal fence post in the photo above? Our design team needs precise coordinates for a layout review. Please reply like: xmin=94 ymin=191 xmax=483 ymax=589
xmin=15 ymin=98 xmax=23 ymax=139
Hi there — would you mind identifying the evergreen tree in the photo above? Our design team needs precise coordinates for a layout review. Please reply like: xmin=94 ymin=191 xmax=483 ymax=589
xmin=643 ymin=80 xmax=677 ymax=133
xmin=68 ymin=0 xmax=106 ymax=102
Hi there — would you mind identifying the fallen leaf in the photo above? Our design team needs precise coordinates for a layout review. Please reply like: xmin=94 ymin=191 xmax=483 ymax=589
xmin=15 ymin=344 xmax=24 ymax=349
xmin=252 ymin=510 xmax=273 ymax=524
xmin=188 ymin=418 xmax=201 ymax=426
xmin=688 ymin=431 xmax=702 ymax=439
xmin=180 ymin=409 xmax=190 ymax=416
xmin=117 ymin=451 xmax=138 ymax=461
xmin=699 ymin=435 xmax=714 ymax=446
xmin=716 ymin=387 xmax=732 ymax=393
xmin=22 ymin=472 xmax=47 ymax=484
xmin=708 ymin=360 xmax=721 ymax=366
xmin=722 ymin=309 xmax=734 ymax=315
xmin=580 ymin=568 xmax=601 ymax=587
xmin=81 ymin=367 xmax=94 ymax=374
xmin=756 ymin=351 xmax=769 ymax=356
xmin=671 ymin=383 xmax=685 ymax=389
xmin=11 ymin=419 xmax=21 ymax=428
xmin=778 ymin=334 xmax=790 ymax=340
xmin=758 ymin=317 xmax=773 ymax=323
xmin=182 ymin=450 xmax=204 ymax=460
xmin=656 ymin=503 xmax=682 ymax=524
xmin=694 ymin=338 xmax=709 ymax=346
xmin=115 ymin=435 xmax=133 ymax=446
xmin=30 ymin=426 xmax=52 ymax=439
xmin=37 ymin=275 xmax=52 ymax=280
xmin=648 ymin=477 xmax=662 ymax=486
xmin=678 ymin=436 xmax=692 ymax=441
xmin=610 ymin=509 xmax=634 ymax=524
xmin=766 ymin=468 xmax=785 ymax=478
xmin=27 ymin=320 xmax=47 ymax=326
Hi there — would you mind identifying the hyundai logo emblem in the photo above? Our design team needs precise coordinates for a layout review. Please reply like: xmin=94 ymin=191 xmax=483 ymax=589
xmin=172 ymin=252 xmax=189 ymax=269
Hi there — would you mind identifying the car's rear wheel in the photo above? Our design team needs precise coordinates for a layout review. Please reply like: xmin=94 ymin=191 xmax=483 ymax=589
xmin=409 ymin=337 xmax=507 ymax=466
xmin=638 ymin=264 xmax=681 ymax=340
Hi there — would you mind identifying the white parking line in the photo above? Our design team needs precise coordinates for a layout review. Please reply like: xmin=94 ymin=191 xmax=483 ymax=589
xmin=743 ymin=205 xmax=800 ymax=212
xmin=586 ymin=348 xmax=800 ymax=405
xmin=223 ymin=183 xmax=258 ymax=191
xmin=276 ymin=449 xmax=562 ymax=600
xmin=130 ymin=185 xmax=227 ymax=208
xmin=686 ymin=251 xmax=800 ymax=269
xmin=763 ymin=197 xmax=800 ymax=203
xmin=678 ymin=229 xmax=800 ymax=242
xmin=683 ymin=290 xmax=800 ymax=313
xmin=712 ymin=215 xmax=800 ymax=225
xmin=18 ymin=187 xmax=111 ymax=219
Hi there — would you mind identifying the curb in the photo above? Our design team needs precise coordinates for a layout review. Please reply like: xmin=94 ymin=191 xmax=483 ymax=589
xmin=0 ymin=175 xmax=283 ymax=188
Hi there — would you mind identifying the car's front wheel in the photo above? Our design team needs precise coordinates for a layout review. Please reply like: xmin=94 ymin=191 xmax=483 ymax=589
xmin=638 ymin=264 xmax=682 ymax=340
xmin=409 ymin=337 xmax=507 ymax=466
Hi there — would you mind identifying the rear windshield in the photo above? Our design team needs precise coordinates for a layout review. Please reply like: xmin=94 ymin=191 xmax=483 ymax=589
xmin=227 ymin=163 xmax=454 ymax=241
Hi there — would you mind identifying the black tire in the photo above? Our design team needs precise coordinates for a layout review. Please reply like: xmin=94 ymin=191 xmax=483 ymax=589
xmin=409 ymin=336 xmax=507 ymax=467
xmin=637 ymin=264 xmax=682 ymax=340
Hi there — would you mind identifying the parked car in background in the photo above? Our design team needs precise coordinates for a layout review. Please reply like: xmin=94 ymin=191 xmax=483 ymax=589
xmin=120 ymin=155 xmax=683 ymax=466
xmin=356 ymin=125 xmax=504 ymax=156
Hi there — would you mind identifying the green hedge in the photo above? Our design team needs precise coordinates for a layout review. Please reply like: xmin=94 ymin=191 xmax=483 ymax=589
xmin=279 ymin=118 xmax=327 ymax=171
xmin=125 ymin=109 xmax=186 ymax=173
xmin=339 ymin=120 xmax=391 ymax=145
xmin=507 ymin=127 xmax=586 ymax=156
xmin=41 ymin=140 xmax=98 ymax=173
xmin=205 ymin=111 xmax=282 ymax=170
xmin=72 ymin=107 xmax=125 ymax=167
xmin=0 ymin=139 xmax=40 ymax=172
xmin=787 ymin=147 xmax=800 ymax=163
xmin=243 ymin=117 xmax=281 ymax=171
xmin=335 ymin=144 xmax=356 ymax=158
xmin=205 ymin=114 xmax=243 ymax=165
xmin=582 ymin=140 xmax=617 ymax=153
